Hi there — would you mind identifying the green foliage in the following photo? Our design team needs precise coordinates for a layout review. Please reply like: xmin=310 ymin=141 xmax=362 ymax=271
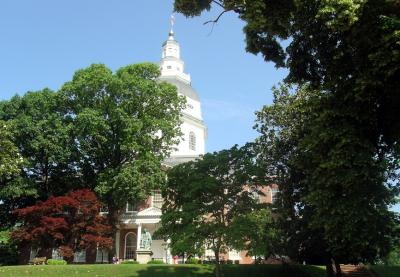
xmin=370 ymin=265 xmax=400 ymax=277
xmin=147 ymin=260 xmax=165 ymax=264
xmin=0 ymin=229 xmax=18 ymax=266
xmin=255 ymin=84 xmax=400 ymax=266
xmin=0 ymin=89 xmax=74 ymax=198
xmin=120 ymin=260 xmax=139 ymax=264
xmin=59 ymin=63 xmax=185 ymax=221
xmin=185 ymin=257 xmax=201 ymax=264
xmin=0 ymin=230 xmax=10 ymax=244
xmin=228 ymin=208 xmax=278 ymax=258
xmin=0 ymin=120 xmax=22 ymax=181
xmin=158 ymin=144 xmax=266 ymax=277
xmin=46 ymin=259 xmax=67 ymax=265
xmin=382 ymin=247 xmax=400 ymax=266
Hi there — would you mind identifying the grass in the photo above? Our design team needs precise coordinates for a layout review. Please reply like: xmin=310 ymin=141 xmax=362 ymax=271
xmin=0 ymin=264 xmax=326 ymax=277
xmin=370 ymin=265 xmax=400 ymax=277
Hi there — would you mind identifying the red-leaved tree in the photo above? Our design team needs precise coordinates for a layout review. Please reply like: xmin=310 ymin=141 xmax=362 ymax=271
xmin=12 ymin=189 xmax=112 ymax=262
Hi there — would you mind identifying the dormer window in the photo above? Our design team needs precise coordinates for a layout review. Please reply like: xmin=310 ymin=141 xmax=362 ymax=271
xmin=189 ymin=132 xmax=196 ymax=151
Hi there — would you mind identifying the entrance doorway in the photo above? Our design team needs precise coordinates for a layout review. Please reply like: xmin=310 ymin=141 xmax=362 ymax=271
xmin=124 ymin=232 xmax=137 ymax=260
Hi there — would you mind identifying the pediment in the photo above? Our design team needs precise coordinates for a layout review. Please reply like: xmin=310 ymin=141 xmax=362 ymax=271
xmin=136 ymin=206 xmax=162 ymax=217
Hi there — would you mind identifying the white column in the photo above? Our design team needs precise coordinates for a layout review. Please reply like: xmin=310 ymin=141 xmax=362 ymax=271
xmin=166 ymin=239 xmax=172 ymax=264
xmin=115 ymin=229 xmax=120 ymax=259
xmin=136 ymin=224 xmax=142 ymax=250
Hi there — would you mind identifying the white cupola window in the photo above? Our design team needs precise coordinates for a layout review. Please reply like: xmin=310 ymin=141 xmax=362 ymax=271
xmin=189 ymin=131 xmax=196 ymax=151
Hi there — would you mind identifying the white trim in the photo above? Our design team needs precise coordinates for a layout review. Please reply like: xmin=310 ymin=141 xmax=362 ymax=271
xmin=115 ymin=229 xmax=120 ymax=259
xmin=137 ymin=224 xmax=142 ymax=251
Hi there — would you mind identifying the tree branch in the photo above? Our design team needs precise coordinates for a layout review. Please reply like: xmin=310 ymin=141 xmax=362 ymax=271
xmin=212 ymin=0 xmax=224 ymax=9
xmin=203 ymin=10 xmax=230 ymax=25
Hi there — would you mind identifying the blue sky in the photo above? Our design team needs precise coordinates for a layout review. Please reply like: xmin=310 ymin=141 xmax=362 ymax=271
xmin=0 ymin=0 xmax=287 ymax=152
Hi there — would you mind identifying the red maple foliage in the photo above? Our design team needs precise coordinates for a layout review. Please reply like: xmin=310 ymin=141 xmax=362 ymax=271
xmin=12 ymin=189 xmax=113 ymax=259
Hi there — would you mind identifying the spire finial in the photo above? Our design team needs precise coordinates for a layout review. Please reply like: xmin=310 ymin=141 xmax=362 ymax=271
xmin=169 ymin=14 xmax=176 ymax=39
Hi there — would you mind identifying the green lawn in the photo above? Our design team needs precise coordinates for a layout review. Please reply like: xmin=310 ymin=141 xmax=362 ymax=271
xmin=0 ymin=264 xmax=326 ymax=277
xmin=370 ymin=265 xmax=400 ymax=277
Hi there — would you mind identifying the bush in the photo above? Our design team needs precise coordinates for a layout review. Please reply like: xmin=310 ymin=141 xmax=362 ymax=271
xmin=120 ymin=260 xmax=139 ymax=264
xmin=0 ymin=230 xmax=18 ymax=266
xmin=147 ymin=260 xmax=165 ymax=264
xmin=185 ymin=257 xmax=201 ymax=264
xmin=47 ymin=259 xmax=67 ymax=265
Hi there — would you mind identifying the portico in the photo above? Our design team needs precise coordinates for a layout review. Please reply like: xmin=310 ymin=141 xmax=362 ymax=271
xmin=115 ymin=206 xmax=172 ymax=263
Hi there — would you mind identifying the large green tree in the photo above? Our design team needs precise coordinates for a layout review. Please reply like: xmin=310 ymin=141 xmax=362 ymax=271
xmin=0 ymin=89 xmax=74 ymax=199
xmin=58 ymin=63 xmax=185 ymax=227
xmin=255 ymin=84 xmax=399 ymax=276
xmin=158 ymin=144 xmax=268 ymax=277
xmin=0 ymin=89 xmax=75 ymax=230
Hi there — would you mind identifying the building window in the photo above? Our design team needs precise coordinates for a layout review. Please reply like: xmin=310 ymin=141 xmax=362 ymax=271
xmin=125 ymin=232 xmax=137 ymax=260
xmin=73 ymin=250 xmax=86 ymax=263
xmin=96 ymin=248 xmax=109 ymax=263
xmin=271 ymin=187 xmax=279 ymax=204
xmin=167 ymin=65 xmax=172 ymax=69
xmin=126 ymin=202 xmax=136 ymax=213
xmin=189 ymin=132 xmax=196 ymax=151
xmin=52 ymin=248 xmax=63 ymax=260
xmin=152 ymin=190 xmax=163 ymax=209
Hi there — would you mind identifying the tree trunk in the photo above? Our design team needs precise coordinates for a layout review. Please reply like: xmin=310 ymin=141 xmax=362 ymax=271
xmin=107 ymin=204 xmax=121 ymax=263
xmin=333 ymin=259 xmax=342 ymax=277
xmin=214 ymin=250 xmax=221 ymax=277
xmin=325 ymin=257 xmax=342 ymax=277
xmin=326 ymin=259 xmax=335 ymax=277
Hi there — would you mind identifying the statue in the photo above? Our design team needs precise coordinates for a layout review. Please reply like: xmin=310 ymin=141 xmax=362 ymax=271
xmin=139 ymin=228 xmax=152 ymax=250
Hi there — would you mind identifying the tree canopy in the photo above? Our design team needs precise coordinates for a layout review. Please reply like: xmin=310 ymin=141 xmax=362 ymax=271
xmin=12 ymin=189 xmax=112 ymax=262
xmin=255 ymin=84 xmax=399 ymax=274
xmin=58 ymin=63 xmax=185 ymax=224
xmin=158 ymin=144 xmax=271 ymax=277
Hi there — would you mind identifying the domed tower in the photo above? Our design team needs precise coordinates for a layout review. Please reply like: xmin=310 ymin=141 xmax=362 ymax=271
xmin=159 ymin=29 xmax=207 ymax=166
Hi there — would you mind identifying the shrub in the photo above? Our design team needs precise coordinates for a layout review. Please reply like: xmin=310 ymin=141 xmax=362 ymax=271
xmin=147 ymin=260 xmax=165 ymax=264
xmin=120 ymin=260 xmax=139 ymax=264
xmin=0 ymin=231 xmax=18 ymax=266
xmin=185 ymin=257 xmax=201 ymax=264
xmin=47 ymin=259 xmax=67 ymax=265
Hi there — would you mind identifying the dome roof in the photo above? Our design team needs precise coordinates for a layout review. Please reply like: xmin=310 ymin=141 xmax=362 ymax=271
xmin=158 ymin=76 xmax=200 ymax=101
